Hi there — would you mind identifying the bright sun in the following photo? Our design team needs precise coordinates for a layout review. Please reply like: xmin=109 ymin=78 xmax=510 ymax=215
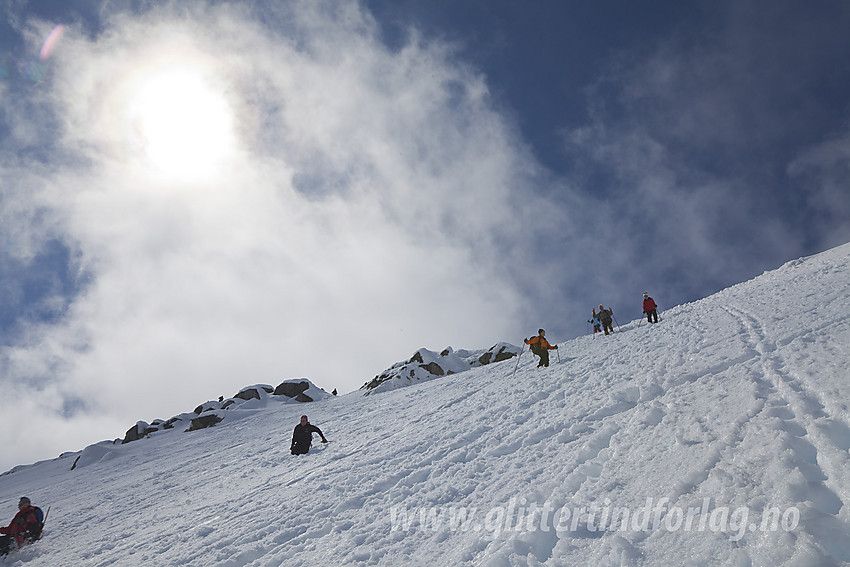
xmin=126 ymin=65 xmax=236 ymax=184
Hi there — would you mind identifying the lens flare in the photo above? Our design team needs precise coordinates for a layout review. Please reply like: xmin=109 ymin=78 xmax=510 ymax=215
xmin=40 ymin=24 xmax=65 ymax=60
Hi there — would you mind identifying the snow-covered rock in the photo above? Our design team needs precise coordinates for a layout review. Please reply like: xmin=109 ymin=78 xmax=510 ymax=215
xmin=362 ymin=343 xmax=521 ymax=395
xmin=115 ymin=379 xmax=331 ymax=444
xmin=274 ymin=378 xmax=332 ymax=402
xmin=234 ymin=384 xmax=274 ymax=401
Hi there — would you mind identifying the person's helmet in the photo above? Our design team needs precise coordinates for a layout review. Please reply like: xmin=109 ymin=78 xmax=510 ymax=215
xmin=18 ymin=497 xmax=30 ymax=506
xmin=599 ymin=305 xmax=604 ymax=309
xmin=538 ymin=328 xmax=545 ymax=334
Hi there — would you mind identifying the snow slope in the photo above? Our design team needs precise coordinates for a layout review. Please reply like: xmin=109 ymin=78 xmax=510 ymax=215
xmin=1 ymin=243 xmax=849 ymax=566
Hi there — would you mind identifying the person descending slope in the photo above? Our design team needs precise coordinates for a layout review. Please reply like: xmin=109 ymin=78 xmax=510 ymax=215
xmin=291 ymin=415 xmax=328 ymax=455
xmin=0 ymin=497 xmax=44 ymax=556
xmin=642 ymin=292 xmax=659 ymax=324
xmin=593 ymin=305 xmax=614 ymax=335
xmin=524 ymin=329 xmax=558 ymax=368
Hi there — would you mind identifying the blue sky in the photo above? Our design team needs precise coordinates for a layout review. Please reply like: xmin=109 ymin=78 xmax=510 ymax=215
xmin=1 ymin=0 xmax=848 ymax=471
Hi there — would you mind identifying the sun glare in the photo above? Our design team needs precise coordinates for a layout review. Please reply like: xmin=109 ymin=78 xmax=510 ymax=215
xmin=126 ymin=66 xmax=236 ymax=184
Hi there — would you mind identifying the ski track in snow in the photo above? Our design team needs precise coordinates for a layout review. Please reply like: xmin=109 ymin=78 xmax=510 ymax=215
xmin=1 ymin=243 xmax=850 ymax=566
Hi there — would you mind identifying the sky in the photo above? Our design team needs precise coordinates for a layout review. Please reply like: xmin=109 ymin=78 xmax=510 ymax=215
xmin=0 ymin=0 xmax=849 ymax=471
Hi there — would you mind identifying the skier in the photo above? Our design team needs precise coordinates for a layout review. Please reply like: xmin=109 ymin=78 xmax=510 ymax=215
xmin=290 ymin=415 xmax=328 ymax=455
xmin=0 ymin=497 xmax=43 ymax=556
xmin=593 ymin=305 xmax=614 ymax=335
xmin=642 ymin=292 xmax=659 ymax=324
xmin=524 ymin=329 xmax=558 ymax=368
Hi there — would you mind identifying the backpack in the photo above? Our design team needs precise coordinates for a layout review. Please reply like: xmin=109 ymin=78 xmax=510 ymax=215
xmin=24 ymin=507 xmax=44 ymax=543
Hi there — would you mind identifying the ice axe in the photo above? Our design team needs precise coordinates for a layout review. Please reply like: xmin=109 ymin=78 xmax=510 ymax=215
xmin=512 ymin=343 xmax=525 ymax=377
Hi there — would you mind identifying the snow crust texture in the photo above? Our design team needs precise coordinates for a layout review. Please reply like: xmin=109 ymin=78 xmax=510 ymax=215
xmin=1 ymin=243 xmax=849 ymax=566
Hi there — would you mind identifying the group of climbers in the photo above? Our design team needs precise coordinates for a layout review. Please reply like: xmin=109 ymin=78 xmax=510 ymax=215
xmin=527 ymin=293 xmax=661 ymax=368
xmin=590 ymin=293 xmax=659 ymax=335
xmin=0 ymin=414 xmax=331 ymax=559
xmin=592 ymin=305 xmax=615 ymax=335
xmin=0 ymin=293 xmax=662 ymax=557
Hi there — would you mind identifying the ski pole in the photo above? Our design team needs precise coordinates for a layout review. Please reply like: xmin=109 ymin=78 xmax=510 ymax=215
xmin=512 ymin=344 xmax=525 ymax=377
xmin=556 ymin=347 xmax=561 ymax=363
xmin=613 ymin=316 xmax=621 ymax=332
xmin=37 ymin=506 xmax=50 ymax=541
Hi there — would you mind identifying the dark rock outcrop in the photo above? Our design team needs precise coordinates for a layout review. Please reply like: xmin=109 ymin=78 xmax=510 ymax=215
xmin=187 ymin=414 xmax=223 ymax=432
xmin=274 ymin=381 xmax=310 ymax=398
xmin=235 ymin=389 xmax=260 ymax=401
xmin=478 ymin=345 xmax=517 ymax=365
xmin=163 ymin=416 xmax=186 ymax=430
xmin=419 ymin=362 xmax=444 ymax=376
xmin=121 ymin=422 xmax=159 ymax=444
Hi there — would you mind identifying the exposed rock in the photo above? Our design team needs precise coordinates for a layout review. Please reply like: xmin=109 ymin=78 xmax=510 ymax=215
xmin=364 ymin=373 xmax=391 ymax=390
xmin=162 ymin=416 xmax=186 ymax=430
xmin=235 ymin=389 xmax=261 ymax=401
xmin=194 ymin=401 xmax=224 ymax=414
xmin=478 ymin=344 xmax=519 ymax=365
xmin=187 ymin=414 xmax=223 ymax=432
xmin=121 ymin=421 xmax=158 ymax=444
xmin=419 ymin=362 xmax=444 ymax=376
xmin=274 ymin=381 xmax=310 ymax=397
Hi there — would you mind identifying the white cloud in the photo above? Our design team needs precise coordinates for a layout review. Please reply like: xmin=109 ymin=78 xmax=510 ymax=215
xmin=788 ymin=134 xmax=850 ymax=249
xmin=0 ymin=1 xmax=548 ymax=471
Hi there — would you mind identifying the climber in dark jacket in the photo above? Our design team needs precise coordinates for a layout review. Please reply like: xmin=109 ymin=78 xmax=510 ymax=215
xmin=593 ymin=305 xmax=614 ymax=335
xmin=291 ymin=415 xmax=328 ymax=455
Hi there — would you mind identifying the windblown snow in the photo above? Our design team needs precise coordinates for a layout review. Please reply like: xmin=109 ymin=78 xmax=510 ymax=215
xmin=1 ymin=242 xmax=849 ymax=566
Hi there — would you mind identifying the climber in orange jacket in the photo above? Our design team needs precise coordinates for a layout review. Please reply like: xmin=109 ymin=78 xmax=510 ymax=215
xmin=524 ymin=329 xmax=558 ymax=368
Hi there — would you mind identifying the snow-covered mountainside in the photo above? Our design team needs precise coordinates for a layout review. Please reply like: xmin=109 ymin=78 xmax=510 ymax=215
xmin=1 ymin=379 xmax=333 ymax=477
xmin=1 ymin=242 xmax=849 ymax=566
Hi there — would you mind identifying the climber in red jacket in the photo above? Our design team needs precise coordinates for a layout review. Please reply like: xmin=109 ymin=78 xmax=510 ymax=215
xmin=643 ymin=293 xmax=659 ymax=324
xmin=0 ymin=497 xmax=44 ymax=556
